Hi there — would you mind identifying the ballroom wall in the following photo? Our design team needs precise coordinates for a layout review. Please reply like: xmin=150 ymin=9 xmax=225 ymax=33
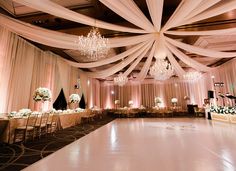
xmin=0 ymin=27 xmax=81 ymax=113
xmin=98 ymin=58 xmax=236 ymax=109
xmin=100 ymin=79 xmax=210 ymax=109
xmin=207 ymin=58 xmax=236 ymax=107
xmin=1 ymin=26 xmax=236 ymax=112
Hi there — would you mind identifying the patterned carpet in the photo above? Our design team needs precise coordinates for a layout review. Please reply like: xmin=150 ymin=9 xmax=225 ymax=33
xmin=0 ymin=116 xmax=114 ymax=171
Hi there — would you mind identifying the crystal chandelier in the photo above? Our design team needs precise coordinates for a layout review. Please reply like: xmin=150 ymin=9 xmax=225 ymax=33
xmin=149 ymin=58 xmax=174 ymax=80
xmin=114 ymin=72 xmax=128 ymax=86
xmin=183 ymin=71 xmax=202 ymax=81
xmin=77 ymin=27 xmax=109 ymax=60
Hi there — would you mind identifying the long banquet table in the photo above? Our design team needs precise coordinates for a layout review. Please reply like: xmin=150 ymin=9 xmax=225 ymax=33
xmin=0 ymin=117 xmax=28 ymax=144
xmin=57 ymin=111 xmax=88 ymax=129
xmin=0 ymin=111 xmax=88 ymax=144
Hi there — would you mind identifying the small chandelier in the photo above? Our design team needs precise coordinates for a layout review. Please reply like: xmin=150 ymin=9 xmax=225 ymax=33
xmin=77 ymin=27 xmax=109 ymax=60
xmin=149 ymin=58 xmax=174 ymax=80
xmin=183 ymin=71 xmax=202 ymax=81
xmin=114 ymin=72 xmax=128 ymax=86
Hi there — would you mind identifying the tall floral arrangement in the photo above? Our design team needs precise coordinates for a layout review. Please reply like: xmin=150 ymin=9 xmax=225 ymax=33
xmin=69 ymin=94 xmax=81 ymax=103
xmin=154 ymin=97 xmax=162 ymax=104
xmin=33 ymin=87 xmax=52 ymax=102
xmin=171 ymin=98 xmax=178 ymax=107
xmin=115 ymin=100 xmax=120 ymax=105
xmin=128 ymin=100 xmax=133 ymax=106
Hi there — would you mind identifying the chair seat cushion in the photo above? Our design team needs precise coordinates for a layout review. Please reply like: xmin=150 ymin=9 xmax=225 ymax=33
xmin=16 ymin=126 xmax=34 ymax=130
xmin=35 ymin=124 xmax=47 ymax=127
xmin=41 ymin=124 xmax=46 ymax=127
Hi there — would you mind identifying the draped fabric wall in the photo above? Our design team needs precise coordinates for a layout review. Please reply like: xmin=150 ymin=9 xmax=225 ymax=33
xmin=207 ymin=58 xmax=236 ymax=106
xmin=77 ymin=72 xmax=100 ymax=108
xmin=100 ymin=80 xmax=208 ymax=109
xmin=0 ymin=28 xmax=35 ymax=112
xmin=99 ymin=59 xmax=236 ymax=109
xmin=0 ymin=27 xmax=80 ymax=113
xmin=87 ymin=79 xmax=101 ymax=108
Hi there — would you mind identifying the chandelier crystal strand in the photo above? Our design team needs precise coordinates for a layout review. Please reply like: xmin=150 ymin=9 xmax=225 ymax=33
xmin=114 ymin=72 xmax=128 ymax=86
xmin=77 ymin=27 xmax=109 ymax=60
xmin=183 ymin=71 xmax=202 ymax=81
xmin=149 ymin=58 xmax=174 ymax=80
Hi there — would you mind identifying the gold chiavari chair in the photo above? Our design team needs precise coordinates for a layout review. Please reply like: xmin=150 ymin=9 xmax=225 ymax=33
xmin=13 ymin=114 xmax=38 ymax=143
xmin=47 ymin=113 xmax=59 ymax=134
xmin=35 ymin=112 xmax=49 ymax=138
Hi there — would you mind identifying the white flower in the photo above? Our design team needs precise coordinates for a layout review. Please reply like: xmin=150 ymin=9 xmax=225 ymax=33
xmin=69 ymin=94 xmax=81 ymax=103
xmin=154 ymin=97 xmax=162 ymax=104
xmin=18 ymin=108 xmax=32 ymax=116
xmin=32 ymin=111 xmax=40 ymax=115
xmin=75 ymin=108 xmax=84 ymax=112
xmin=9 ymin=111 xmax=17 ymax=117
xmin=128 ymin=100 xmax=133 ymax=105
xmin=171 ymin=98 xmax=178 ymax=103
xmin=115 ymin=100 xmax=120 ymax=104
xmin=56 ymin=110 xmax=62 ymax=113
xmin=33 ymin=87 xmax=52 ymax=102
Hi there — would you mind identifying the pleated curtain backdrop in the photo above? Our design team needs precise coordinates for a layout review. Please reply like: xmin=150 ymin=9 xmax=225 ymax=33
xmin=100 ymin=79 xmax=212 ymax=109
xmin=0 ymin=26 xmax=79 ymax=113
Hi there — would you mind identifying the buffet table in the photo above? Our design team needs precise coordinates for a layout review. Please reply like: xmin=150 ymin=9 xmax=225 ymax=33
xmin=211 ymin=112 xmax=236 ymax=124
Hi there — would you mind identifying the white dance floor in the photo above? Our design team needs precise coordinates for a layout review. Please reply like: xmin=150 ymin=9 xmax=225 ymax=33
xmin=23 ymin=118 xmax=236 ymax=171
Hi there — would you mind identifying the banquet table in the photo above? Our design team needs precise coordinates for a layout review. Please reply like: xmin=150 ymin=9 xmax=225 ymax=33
xmin=0 ymin=119 xmax=9 ymax=138
xmin=0 ymin=111 xmax=88 ymax=144
xmin=57 ymin=112 xmax=87 ymax=129
xmin=0 ymin=117 xmax=28 ymax=144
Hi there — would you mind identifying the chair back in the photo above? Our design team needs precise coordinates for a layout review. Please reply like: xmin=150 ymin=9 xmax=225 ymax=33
xmin=51 ymin=113 xmax=59 ymax=132
xmin=51 ymin=113 xmax=59 ymax=124
xmin=40 ymin=113 xmax=49 ymax=126
xmin=194 ymin=107 xmax=198 ymax=113
xmin=26 ymin=114 xmax=38 ymax=128
xmin=47 ymin=113 xmax=53 ymax=124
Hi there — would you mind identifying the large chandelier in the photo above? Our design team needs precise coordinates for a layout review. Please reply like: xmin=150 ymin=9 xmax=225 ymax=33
xmin=77 ymin=27 xmax=109 ymax=60
xmin=114 ymin=72 xmax=128 ymax=86
xmin=183 ymin=71 xmax=202 ymax=81
xmin=149 ymin=58 xmax=174 ymax=80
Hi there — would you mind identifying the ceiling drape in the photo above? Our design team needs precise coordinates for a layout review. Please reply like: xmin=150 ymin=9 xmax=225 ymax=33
xmin=1 ymin=0 xmax=235 ymax=79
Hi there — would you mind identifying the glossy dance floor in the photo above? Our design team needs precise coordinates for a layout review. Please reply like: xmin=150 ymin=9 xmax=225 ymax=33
xmin=23 ymin=118 xmax=236 ymax=171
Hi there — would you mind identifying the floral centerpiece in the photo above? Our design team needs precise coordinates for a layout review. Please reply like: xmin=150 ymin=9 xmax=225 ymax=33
xmin=140 ymin=105 xmax=145 ymax=109
xmin=171 ymin=98 xmax=178 ymax=107
xmin=33 ymin=87 xmax=52 ymax=102
xmin=56 ymin=110 xmax=63 ymax=113
xmin=48 ymin=108 xmax=56 ymax=113
xmin=63 ymin=109 xmax=73 ymax=113
xmin=210 ymin=105 xmax=236 ymax=114
xmin=75 ymin=108 xmax=84 ymax=112
xmin=154 ymin=97 xmax=162 ymax=108
xmin=128 ymin=100 xmax=133 ymax=107
xmin=69 ymin=94 xmax=81 ymax=103
xmin=31 ymin=111 xmax=40 ymax=115
xmin=171 ymin=98 xmax=178 ymax=103
xmin=115 ymin=100 xmax=120 ymax=105
xmin=224 ymin=107 xmax=236 ymax=114
xmin=8 ymin=111 xmax=17 ymax=118
xmin=18 ymin=108 xmax=32 ymax=117
xmin=154 ymin=97 xmax=162 ymax=104
xmin=114 ymin=100 xmax=120 ymax=109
